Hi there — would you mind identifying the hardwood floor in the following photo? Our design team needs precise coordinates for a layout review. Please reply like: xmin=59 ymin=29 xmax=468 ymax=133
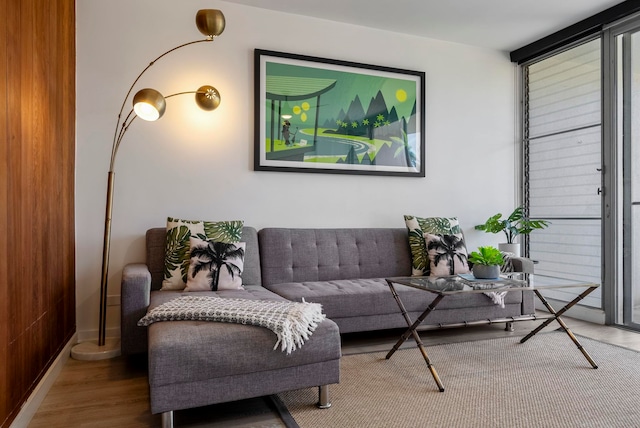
xmin=28 ymin=317 xmax=640 ymax=428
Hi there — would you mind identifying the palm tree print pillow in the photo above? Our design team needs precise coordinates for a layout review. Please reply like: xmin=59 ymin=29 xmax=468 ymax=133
xmin=161 ymin=217 xmax=244 ymax=291
xmin=424 ymin=233 xmax=470 ymax=276
xmin=185 ymin=237 xmax=246 ymax=291
xmin=404 ymin=215 xmax=462 ymax=276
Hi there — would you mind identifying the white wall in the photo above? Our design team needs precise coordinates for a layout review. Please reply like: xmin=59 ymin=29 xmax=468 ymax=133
xmin=76 ymin=0 xmax=517 ymax=339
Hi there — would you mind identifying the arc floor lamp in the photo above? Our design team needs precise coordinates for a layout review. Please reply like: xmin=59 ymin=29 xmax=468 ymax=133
xmin=71 ymin=9 xmax=225 ymax=360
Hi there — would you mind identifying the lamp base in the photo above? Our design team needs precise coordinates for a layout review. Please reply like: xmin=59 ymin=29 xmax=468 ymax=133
xmin=70 ymin=338 xmax=121 ymax=361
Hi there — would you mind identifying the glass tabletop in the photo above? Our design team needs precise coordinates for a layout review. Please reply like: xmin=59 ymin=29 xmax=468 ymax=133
xmin=385 ymin=273 xmax=600 ymax=295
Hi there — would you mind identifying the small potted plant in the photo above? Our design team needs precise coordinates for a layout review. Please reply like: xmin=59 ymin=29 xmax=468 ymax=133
xmin=468 ymin=246 xmax=504 ymax=279
xmin=474 ymin=206 xmax=550 ymax=255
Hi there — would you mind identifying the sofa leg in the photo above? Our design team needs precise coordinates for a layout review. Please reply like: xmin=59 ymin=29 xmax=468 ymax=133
xmin=161 ymin=411 xmax=174 ymax=428
xmin=317 ymin=385 xmax=332 ymax=409
xmin=505 ymin=322 xmax=514 ymax=332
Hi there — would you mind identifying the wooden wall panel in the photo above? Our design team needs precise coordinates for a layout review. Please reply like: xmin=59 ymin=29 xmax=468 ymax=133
xmin=0 ymin=0 xmax=76 ymax=427
xmin=0 ymin=0 xmax=9 ymax=423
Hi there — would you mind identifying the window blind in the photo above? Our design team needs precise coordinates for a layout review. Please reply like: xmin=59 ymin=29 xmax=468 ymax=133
xmin=525 ymin=39 xmax=602 ymax=308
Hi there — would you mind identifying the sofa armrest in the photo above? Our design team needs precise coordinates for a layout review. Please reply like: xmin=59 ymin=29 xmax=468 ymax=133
xmin=506 ymin=256 xmax=535 ymax=314
xmin=120 ymin=263 xmax=151 ymax=355
xmin=509 ymin=257 xmax=534 ymax=274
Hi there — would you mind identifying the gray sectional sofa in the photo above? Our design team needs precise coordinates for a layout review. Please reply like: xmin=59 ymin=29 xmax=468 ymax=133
xmin=121 ymin=226 xmax=535 ymax=427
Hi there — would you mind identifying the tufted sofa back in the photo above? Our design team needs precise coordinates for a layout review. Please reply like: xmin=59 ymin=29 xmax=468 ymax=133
xmin=258 ymin=228 xmax=411 ymax=286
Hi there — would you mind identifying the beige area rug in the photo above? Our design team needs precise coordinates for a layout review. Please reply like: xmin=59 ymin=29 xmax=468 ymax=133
xmin=279 ymin=332 xmax=640 ymax=427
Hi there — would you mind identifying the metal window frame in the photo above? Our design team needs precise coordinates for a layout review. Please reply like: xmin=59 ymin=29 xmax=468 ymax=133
xmin=603 ymin=16 xmax=640 ymax=328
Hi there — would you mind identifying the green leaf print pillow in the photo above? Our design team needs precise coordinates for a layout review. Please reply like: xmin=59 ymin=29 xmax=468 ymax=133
xmin=161 ymin=217 xmax=244 ymax=290
xmin=403 ymin=215 xmax=462 ymax=276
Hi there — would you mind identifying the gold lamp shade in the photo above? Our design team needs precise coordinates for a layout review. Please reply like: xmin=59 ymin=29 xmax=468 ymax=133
xmin=196 ymin=9 xmax=225 ymax=38
xmin=133 ymin=88 xmax=166 ymax=121
xmin=195 ymin=85 xmax=221 ymax=111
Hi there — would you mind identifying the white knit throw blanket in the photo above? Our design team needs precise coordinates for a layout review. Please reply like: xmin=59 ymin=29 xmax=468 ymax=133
xmin=138 ymin=296 xmax=325 ymax=354
xmin=484 ymin=251 xmax=518 ymax=308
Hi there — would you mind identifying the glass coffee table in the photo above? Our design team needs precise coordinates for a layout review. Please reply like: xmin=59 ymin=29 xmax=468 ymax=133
xmin=385 ymin=273 xmax=600 ymax=392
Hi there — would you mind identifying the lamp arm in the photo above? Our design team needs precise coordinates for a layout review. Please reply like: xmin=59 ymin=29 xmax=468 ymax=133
xmin=110 ymin=88 xmax=215 ymax=170
xmin=110 ymin=110 xmax=137 ymax=171
xmin=164 ymin=90 xmax=201 ymax=99
xmin=110 ymin=37 xmax=213 ymax=168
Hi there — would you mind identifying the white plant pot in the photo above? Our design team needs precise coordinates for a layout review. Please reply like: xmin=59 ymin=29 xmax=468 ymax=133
xmin=498 ymin=243 xmax=520 ymax=256
xmin=472 ymin=264 xmax=500 ymax=279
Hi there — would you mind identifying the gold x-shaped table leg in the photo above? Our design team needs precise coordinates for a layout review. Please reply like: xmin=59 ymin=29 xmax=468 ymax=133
xmin=520 ymin=287 xmax=599 ymax=369
xmin=385 ymin=280 xmax=445 ymax=392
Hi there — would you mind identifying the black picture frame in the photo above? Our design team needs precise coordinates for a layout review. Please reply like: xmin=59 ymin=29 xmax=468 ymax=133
xmin=254 ymin=49 xmax=425 ymax=177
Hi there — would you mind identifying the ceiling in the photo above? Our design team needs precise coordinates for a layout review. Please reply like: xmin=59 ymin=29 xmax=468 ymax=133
xmin=229 ymin=0 xmax=626 ymax=51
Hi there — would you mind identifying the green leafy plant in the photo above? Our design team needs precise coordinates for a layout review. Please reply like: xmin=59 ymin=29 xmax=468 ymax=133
xmin=468 ymin=246 xmax=504 ymax=266
xmin=474 ymin=206 xmax=550 ymax=244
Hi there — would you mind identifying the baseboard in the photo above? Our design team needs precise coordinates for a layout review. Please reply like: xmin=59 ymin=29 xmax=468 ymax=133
xmin=10 ymin=333 xmax=77 ymax=428
xmin=73 ymin=294 xmax=121 ymax=342
xmin=77 ymin=326 xmax=121 ymax=342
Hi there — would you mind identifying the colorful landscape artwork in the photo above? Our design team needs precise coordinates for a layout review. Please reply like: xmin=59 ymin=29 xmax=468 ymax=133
xmin=254 ymin=49 xmax=425 ymax=177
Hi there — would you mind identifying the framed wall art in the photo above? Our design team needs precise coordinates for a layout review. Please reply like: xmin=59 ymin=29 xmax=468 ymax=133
xmin=254 ymin=49 xmax=425 ymax=177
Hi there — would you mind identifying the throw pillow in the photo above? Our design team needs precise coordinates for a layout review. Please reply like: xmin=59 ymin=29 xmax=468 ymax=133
xmin=424 ymin=233 xmax=470 ymax=277
xmin=161 ymin=217 xmax=244 ymax=290
xmin=500 ymin=251 xmax=516 ymax=273
xmin=185 ymin=237 xmax=246 ymax=291
xmin=404 ymin=215 xmax=463 ymax=276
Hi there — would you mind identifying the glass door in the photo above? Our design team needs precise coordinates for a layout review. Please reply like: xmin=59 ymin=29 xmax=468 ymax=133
xmin=522 ymin=39 xmax=603 ymax=311
xmin=616 ymin=28 xmax=640 ymax=329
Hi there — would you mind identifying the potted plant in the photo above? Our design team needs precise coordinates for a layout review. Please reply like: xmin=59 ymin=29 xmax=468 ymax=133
xmin=468 ymin=246 xmax=504 ymax=279
xmin=474 ymin=206 xmax=550 ymax=255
